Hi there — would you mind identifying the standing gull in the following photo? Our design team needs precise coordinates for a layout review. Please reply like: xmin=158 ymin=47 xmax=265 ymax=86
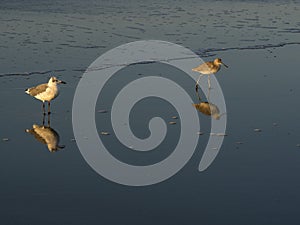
xmin=192 ymin=58 xmax=228 ymax=91
xmin=25 ymin=76 xmax=66 ymax=114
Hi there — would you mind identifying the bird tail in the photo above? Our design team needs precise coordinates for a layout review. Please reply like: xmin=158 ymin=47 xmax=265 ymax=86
xmin=25 ymin=88 xmax=30 ymax=94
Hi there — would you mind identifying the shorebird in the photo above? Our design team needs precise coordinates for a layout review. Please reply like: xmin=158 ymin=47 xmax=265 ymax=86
xmin=25 ymin=76 xmax=66 ymax=114
xmin=192 ymin=58 xmax=228 ymax=90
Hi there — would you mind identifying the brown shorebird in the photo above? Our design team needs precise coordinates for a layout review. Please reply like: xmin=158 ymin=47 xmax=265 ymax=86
xmin=25 ymin=76 xmax=66 ymax=114
xmin=192 ymin=58 xmax=228 ymax=90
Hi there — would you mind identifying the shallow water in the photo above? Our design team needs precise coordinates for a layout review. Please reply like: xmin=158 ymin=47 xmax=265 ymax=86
xmin=1 ymin=0 xmax=300 ymax=224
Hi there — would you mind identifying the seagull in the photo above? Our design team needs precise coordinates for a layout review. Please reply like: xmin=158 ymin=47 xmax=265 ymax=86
xmin=25 ymin=76 xmax=66 ymax=114
xmin=192 ymin=58 xmax=228 ymax=90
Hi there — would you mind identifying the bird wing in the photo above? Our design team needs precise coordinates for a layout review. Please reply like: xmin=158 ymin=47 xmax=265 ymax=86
xmin=27 ymin=83 xmax=48 ymax=96
xmin=192 ymin=62 xmax=214 ymax=74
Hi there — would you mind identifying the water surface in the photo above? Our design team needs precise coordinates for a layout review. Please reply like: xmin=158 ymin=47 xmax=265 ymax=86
xmin=1 ymin=0 xmax=300 ymax=224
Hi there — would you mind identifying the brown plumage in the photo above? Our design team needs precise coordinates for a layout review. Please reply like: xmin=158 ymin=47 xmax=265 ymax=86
xmin=192 ymin=58 xmax=228 ymax=90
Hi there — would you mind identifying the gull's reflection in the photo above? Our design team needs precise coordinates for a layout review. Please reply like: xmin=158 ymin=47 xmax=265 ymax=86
xmin=25 ymin=114 xmax=65 ymax=152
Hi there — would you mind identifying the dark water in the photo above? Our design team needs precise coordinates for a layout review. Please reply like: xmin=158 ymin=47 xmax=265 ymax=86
xmin=1 ymin=0 xmax=300 ymax=224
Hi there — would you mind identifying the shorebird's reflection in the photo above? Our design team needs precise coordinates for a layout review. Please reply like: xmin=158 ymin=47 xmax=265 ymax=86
xmin=193 ymin=90 xmax=224 ymax=120
xmin=25 ymin=114 xmax=65 ymax=152
xmin=193 ymin=101 xmax=222 ymax=120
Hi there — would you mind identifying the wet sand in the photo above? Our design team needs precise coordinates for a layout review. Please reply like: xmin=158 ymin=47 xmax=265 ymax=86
xmin=1 ymin=0 xmax=300 ymax=224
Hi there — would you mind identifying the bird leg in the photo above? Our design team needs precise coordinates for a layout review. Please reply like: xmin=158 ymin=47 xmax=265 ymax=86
xmin=195 ymin=74 xmax=205 ymax=101
xmin=42 ymin=102 xmax=46 ymax=115
xmin=195 ymin=83 xmax=199 ymax=92
xmin=196 ymin=74 xmax=205 ymax=87
xmin=207 ymin=86 xmax=211 ymax=102
xmin=47 ymin=113 xmax=51 ymax=127
xmin=42 ymin=113 xmax=45 ymax=126
xmin=195 ymin=74 xmax=205 ymax=96
xmin=208 ymin=76 xmax=211 ymax=90
xmin=195 ymin=84 xmax=202 ymax=101
xmin=48 ymin=101 xmax=51 ymax=115
xmin=196 ymin=90 xmax=202 ymax=101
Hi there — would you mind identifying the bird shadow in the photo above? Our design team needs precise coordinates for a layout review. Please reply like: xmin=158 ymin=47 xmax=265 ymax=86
xmin=25 ymin=113 xmax=65 ymax=152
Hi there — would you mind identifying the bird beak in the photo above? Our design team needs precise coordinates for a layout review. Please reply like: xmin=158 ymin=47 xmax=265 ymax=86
xmin=58 ymin=80 xmax=66 ymax=84
xmin=222 ymin=62 xmax=228 ymax=68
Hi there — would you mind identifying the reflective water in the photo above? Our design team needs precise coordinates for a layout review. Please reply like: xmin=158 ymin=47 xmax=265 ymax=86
xmin=1 ymin=0 xmax=300 ymax=224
